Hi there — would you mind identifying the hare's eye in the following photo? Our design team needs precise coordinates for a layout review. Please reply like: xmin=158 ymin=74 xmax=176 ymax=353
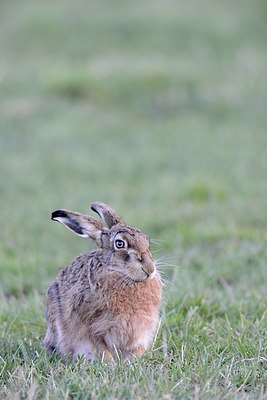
xmin=114 ymin=239 xmax=126 ymax=250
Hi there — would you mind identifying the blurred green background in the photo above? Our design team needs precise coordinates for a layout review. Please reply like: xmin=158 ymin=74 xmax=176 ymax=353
xmin=0 ymin=0 xmax=266 ymax=398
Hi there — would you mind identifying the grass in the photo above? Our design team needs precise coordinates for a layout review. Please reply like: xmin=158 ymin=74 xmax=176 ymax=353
xmin=0 ymin=0 xmax=267 ymax=398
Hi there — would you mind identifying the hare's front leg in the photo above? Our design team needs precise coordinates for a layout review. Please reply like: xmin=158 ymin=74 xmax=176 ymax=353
xmin=72 ymin=339 xmax=114 ymax=363
xmin=72 ymin=340 xmax=97 ymax=362
xmin=132 ymin=345 xmax=146 ymax=357
xmin=122 ymin=345 xmax=146 ymax=361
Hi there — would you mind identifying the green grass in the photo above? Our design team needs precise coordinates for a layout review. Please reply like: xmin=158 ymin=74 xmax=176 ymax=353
xmin=0 ymin=0 xmax=267 ymax=398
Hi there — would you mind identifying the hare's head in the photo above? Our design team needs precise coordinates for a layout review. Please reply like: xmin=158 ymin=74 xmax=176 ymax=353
xmin=52 ymin=202 xmax=156 ymax=282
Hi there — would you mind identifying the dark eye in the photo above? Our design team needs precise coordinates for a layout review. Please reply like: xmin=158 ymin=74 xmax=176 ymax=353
xmin=115 ymin=239 xmax=126 ymax=249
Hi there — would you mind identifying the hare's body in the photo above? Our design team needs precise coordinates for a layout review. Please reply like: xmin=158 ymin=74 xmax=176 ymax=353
xmin=44 ymin=203 xmax=162 ymax=362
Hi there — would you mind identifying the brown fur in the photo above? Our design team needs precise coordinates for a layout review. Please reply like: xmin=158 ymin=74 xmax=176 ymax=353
xmin=44 ymin=203 xmax=162 ymax=362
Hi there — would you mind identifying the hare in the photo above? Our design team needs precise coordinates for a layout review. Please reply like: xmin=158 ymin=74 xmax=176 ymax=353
xmin=44 ymin=202 xmax=162 ymax=362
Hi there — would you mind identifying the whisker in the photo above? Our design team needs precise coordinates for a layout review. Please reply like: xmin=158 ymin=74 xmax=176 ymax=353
xmin=157 ymin=271 xmax=173 ymax=282
xmin=150 ymin=238 xmax=166 ymax=244
xmin=155 ymin=262 xmax=181 ymax=270
xmin=155 ymin=254 xmax=179 ymax=262
xmin=157 ymin=268 xmax=173 ymax=276
xmin=152 ymin=248 xmax=164 ymax=254
xmin=155 ymin=260 xmax=179 ymax=268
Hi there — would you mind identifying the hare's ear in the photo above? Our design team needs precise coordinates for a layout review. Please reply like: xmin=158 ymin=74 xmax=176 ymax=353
xmin=51 ymin=209 xmax=105 ymax=244
xmin=91 ymin=202 xmax=122 ymax=228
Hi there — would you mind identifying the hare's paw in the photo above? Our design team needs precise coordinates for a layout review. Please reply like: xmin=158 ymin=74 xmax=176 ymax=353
xmin=72 ymin=340 xmax=97 ymax=363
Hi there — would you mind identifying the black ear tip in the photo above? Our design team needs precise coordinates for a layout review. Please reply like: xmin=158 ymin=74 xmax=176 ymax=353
xmin=91 ymin=201 xmax=101 ymax=212
xmin=51 ymin=210 xmax=67 ymax=221
xmin=91 ymin=205 xmax=97 ymax=213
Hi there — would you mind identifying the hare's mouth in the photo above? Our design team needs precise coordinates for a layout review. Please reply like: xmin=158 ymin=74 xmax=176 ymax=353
xmin=141 ymin=266 xmax=149 ymax=278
